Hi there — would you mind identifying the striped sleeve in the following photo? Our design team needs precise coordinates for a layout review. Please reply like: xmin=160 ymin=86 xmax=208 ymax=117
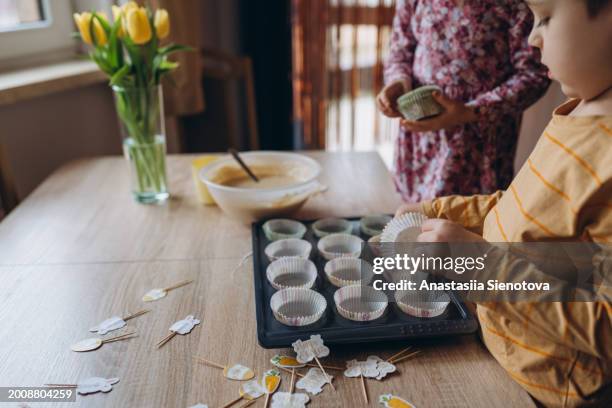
xmin=421 ymin=191 xmax=504 ymax=235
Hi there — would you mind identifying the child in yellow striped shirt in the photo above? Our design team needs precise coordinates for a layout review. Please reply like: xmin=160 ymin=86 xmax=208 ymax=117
xmin=395 ymin=0 xmax=612 ymax=405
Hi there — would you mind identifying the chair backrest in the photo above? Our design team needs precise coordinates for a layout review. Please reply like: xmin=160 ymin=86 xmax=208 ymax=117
xmin=200 ymin=48 xmax=259 ymax=150
xmin=0 ymin=144 xmax=18 ymax=218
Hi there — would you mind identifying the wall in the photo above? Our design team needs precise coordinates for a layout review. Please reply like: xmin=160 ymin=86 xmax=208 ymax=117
xmin=0 ymin=83 xmax=120 ymax=200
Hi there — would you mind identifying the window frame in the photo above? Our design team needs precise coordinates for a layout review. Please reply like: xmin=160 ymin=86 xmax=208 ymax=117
xmin=0 ymin=0 xmax=77 ymax=63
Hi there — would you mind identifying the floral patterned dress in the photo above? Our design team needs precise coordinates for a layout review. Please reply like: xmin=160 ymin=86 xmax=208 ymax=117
xmin=384 ymin=0 xmax=550 ymax=202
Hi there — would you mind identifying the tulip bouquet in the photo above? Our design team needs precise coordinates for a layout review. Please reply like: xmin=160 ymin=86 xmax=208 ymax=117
xmin=74 ymin=2 xmax=190 ymax=203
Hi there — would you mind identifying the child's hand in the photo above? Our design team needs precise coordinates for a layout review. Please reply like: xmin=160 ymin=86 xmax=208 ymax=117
xmin=376 ymin=79 xmax=411 ymax=118
xmin=417 ymin=219 xmax=485 ymax=243
xmin=400 ymin=91 xmax=478 ymax=132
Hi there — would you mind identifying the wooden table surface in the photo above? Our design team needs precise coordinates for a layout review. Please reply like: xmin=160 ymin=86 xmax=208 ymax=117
xmin=0 ymin=152 xmax=535 ymax=408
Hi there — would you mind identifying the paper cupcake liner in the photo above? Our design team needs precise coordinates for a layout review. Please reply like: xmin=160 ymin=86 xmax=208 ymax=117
xmin=397 ymin=85 xmax=444 ymax=121
xmin=395 ymin=290 xmax=450 ymax=318
xmin=270 ymin=288 xmax=327 ymax=326
xmin=317 ymin=233 xmax=363 ymax=260
xmin=380 ymin=212 xmax=428 ymax=243
xmin=263 ymin=219 xmax=307 ymax=241
xmin=266 ymin=257 xmax=318 ymax=290
xmin=265 ymin=238 xmax=312 ymax=261
xmin=312 ymin=218 xmax=353 ymax=238
xmin=382 ymin=268 xmax=429 ymax=285
xmin=324 ymin=258 xmax=374 ymax=287
xmin=359 ymin=214 xmax=392 ymax=237
xmin=333 ymin=285 xmax=388 ymax=322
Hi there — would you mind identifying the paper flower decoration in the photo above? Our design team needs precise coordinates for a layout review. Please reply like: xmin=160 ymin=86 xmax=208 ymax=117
xmin=295 ymin=368 xmax=333 ymax=395
xmin=379 ymin=394 xmax=415 ymax=407
xmin=271 ymin=355 xmax=306 ymax=368
xmin=224 ymin=364 xmax=255 ymax=381
xmin=239 ymin=370 xmax=281 ymax=399
xmin=271 ymin=392 xmax=310 ymax=408
xmin=89 ymin=316 xmax=126 ymax=335
xmin=292 ymin=335 xmax=329 ymax=364
xmin=240 ymin=379 xmax=265 ymax=400
xmin=77 ymin=377 xmax=119 ymax=395
xmin=345 ymin=356 xmax=396 ymax=380
xmin=170 ymin=315 xmax=200 ymax=334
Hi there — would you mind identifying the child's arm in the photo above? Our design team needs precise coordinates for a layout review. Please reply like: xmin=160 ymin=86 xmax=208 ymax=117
xmin=465 ymin=2 xmax=550 ymax=124
xmin=479 ymin=188 xmax=612 ymax=360
xmin=383 ymin=0 xmax=417 ymax=86
xmin=416 ymin=191 xmax=504 ymax=235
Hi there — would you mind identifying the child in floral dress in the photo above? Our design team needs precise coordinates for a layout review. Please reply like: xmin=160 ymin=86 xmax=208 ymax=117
xmin=377 ymin=0 xmax=550 ymax=202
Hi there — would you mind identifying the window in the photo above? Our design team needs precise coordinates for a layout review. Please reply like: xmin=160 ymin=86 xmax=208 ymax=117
xmin=0 ymin=0 xmax=45 ymax=31
xmin=0 ymin=0 xmax=76 ymax=62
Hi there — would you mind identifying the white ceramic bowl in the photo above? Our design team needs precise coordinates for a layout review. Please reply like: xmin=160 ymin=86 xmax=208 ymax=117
xmin=199 ymin=151 xmax=322 ymax=224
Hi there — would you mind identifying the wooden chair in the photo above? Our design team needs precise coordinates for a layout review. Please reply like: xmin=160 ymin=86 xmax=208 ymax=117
xmin=0 ymin=144 xmax=18 ymax=219
xmin=198 ymin=48 xmax=259 ymax=150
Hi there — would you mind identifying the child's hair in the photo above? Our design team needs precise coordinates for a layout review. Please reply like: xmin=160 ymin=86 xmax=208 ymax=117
xmin=587 ymin=0 xmax=610 ymax=16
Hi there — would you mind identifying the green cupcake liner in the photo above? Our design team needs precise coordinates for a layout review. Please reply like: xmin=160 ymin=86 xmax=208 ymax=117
xmin=397 ymin=85 xmax=444 ymax=121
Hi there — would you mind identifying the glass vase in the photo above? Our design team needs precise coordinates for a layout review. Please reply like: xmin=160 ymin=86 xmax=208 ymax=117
xmin=113 ymin=85 xmax=169 ymax=204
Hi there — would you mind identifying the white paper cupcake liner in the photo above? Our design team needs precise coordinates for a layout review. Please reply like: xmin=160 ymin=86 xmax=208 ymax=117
xmin=324 ymin=258 xmax=374 ymax=287
xmin=312 ymin=218 xmax=353 ymax=238
xmin=265 ymin=238 xmax=312 ymax=261
xmin=266 ymin=257 xmax=318 ymax=290
xmin=380 ymin=212 xmax=428 ymax=243
xmin=270 ymin=288 xmax=327 ymax=326
xmin=263 ymin=219 xmax=307 ymax=241
xmin=317 ymin=233 xmax=363 ymax=260
xmin=359 ymin=214 xmax=392 ymax=237
xmin=333 ymin=285 xmax=388 ymax=322
xmin=395 ymin=290 xmax=450 ymax=318
xmin=382 ymin=268 xmax=429 ymax=285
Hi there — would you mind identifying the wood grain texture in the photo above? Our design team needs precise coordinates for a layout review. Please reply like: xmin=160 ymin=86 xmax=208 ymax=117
xmin=0 ymin=152 xmax=402 ymax=265
xmin=0 ymin=152 xmax=535 ymax=407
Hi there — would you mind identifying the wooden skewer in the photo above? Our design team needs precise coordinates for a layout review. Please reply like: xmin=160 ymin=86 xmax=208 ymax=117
xmin=123 ymin=309 xmax=150 ymax=321
xmin=277 ymin=366 xmax=305 ymax=378
xmin=240 ymin=400 xmax=257 ymax=408
xmin=391 ymin=350 xmax=422 ymax=364
xmin=101 ymin=331 xmax=137 ymax=344
xmin=163 ymin=280 xmax=193 ymax=292
xmin=156 ymin=331 xmax=177 ymax=348
xmin=221 ymin=395 xmax=243 ymax=408
xmin=387 ymin=346 xmax=412 ymax=362
xmin=360 ymin=374 xmax=368 ymax=404
xmin=228 ymin=148 xmax=259 ymax=182
xmin=193 ymin=356 xmax=226 ymax=370
xmin=313 ymin=355 xmax=335 ymax=392
xmin=264 ymin=392 xmax=270 ymax=408
xmin=290 ymin=368 xmax=296 ymax=394
xmin=306 ymin=363 xmax=343 ymax=371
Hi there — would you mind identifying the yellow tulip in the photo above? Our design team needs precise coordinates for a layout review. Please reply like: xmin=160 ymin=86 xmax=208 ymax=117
xmin=154 ymin=9 xmax=170 ymax=39
xmin=126 ymin=7 xmax=152 ymax=45
xmin=122 ymin=1 xmax=138 ymax=14
xmin=73 ymin=12 xmax=108 ymax=46
xmin=111 ymin=5 xmax=125 ymax=37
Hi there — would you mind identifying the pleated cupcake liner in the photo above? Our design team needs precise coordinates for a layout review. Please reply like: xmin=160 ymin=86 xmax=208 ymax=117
xmin=333 ymin=285 xmax=388 ymax=322
xmin=270 ymin=288 xmax=327 ymax=326
xmin=324 ymin=258 xmax=374 ymax=288
xmin=317 ymin=233 xmax=363 ymax=260
xmin=266 ymin=256 xmax=318 ymax=290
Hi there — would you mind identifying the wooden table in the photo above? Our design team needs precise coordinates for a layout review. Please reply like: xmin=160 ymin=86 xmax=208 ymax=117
xmin=0 ymin=152 xmax=535 ymax=407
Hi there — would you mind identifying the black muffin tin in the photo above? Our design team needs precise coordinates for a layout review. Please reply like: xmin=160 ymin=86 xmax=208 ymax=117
xmin=251 ymin=216 xmax=479 ymax=348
